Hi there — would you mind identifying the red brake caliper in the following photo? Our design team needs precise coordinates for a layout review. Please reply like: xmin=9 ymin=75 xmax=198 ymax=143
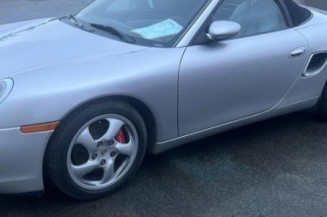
xmin=115 ymin=128 xmax=126 ymax=143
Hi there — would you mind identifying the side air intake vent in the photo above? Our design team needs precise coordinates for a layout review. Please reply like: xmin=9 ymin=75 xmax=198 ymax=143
xmin=303 ymin=53 xmax=327 ymax=77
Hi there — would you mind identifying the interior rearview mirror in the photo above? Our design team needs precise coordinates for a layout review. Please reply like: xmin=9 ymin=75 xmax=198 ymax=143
xmin=206 ymin=21 xmax=241 ymax=41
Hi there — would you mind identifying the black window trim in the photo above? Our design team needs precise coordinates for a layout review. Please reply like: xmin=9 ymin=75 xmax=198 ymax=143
xmin=276 ymin=0 xmax=294 ymax=27
xmin=283 ymin=0 xmax=313 ymax=26
xmin=190 ymin=0 xmax=295 ymax=46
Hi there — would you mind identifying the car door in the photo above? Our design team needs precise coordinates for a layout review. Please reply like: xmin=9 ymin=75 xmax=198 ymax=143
xmin=178 ymin=0 xmax=309 ymax=136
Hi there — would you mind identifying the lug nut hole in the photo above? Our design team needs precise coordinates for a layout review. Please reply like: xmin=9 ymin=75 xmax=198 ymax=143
xmin=91 ymin=154 xmax=97 ymax=160
xmin=100 ymin=159 xmax=106 ymax=165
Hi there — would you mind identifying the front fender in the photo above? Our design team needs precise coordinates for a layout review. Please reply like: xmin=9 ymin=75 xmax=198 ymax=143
xmin=0 ymin=47 xmax=185 ymax=142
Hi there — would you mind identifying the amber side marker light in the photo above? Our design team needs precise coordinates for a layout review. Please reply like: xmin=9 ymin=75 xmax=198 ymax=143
xmin=20 ymin=121 xmax=60 ymax=133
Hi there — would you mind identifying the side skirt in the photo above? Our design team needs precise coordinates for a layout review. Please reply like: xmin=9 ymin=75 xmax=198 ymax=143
xmin=150 ymin=97 xmax=319 ymax=154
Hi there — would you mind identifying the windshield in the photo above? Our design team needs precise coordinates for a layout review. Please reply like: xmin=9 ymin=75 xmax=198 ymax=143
xmin=76 ymin=0 xmax=209 ymax=47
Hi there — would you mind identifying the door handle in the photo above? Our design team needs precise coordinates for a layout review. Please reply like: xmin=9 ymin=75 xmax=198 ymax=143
xmin=290 ymin=47 xmax=306 ymax=58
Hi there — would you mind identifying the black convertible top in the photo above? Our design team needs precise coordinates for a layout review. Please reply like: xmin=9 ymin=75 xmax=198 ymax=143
xmin=283 ymin=0 xmax=312 ymax=26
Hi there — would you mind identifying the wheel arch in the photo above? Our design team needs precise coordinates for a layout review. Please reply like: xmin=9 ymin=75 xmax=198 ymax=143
xmin=42 ymin=95 xmax=157 ymax=185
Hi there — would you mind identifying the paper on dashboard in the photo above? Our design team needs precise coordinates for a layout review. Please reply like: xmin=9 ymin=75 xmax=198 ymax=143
xmin=132 ymin=19 xmax=183 ymax=40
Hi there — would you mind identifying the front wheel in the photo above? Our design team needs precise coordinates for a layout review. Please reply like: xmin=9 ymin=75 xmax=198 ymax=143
xmin=46 ymin=101 xmax=147 ymax=200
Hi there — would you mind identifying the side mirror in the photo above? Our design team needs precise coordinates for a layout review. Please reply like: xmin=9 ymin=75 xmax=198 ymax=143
xmin=206 ymin=21 xmax=241 ymax=41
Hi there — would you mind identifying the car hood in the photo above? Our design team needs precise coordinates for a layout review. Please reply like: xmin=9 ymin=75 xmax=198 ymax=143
xmin=0 ymin=18 xmax=148 ymax=79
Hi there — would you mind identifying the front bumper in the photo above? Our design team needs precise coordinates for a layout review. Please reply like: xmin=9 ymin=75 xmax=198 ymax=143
xmin=0 ymin=127 xmax=52 ymax=194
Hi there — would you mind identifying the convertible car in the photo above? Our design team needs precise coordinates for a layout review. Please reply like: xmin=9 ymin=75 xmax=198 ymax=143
xmin=0 ymin=0 xmax=327 ymax=200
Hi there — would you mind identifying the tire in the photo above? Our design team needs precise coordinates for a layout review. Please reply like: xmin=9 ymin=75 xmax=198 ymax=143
xmin=314 ymin=83 xmax=327 ymax=119
xmin=45 ymin=100 xmax=147 ymax=200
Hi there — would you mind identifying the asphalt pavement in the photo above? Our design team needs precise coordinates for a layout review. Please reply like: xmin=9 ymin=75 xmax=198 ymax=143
xmin=1 ymin=1 xmax=327 ymax=217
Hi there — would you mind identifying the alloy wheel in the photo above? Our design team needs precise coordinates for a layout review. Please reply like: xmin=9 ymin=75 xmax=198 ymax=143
xmin=67 ymin=114 xmax=138 ymax=191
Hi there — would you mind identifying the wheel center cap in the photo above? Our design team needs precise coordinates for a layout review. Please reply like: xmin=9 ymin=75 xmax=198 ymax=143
xmin=101 ymin=149 xmax=107 ymax=155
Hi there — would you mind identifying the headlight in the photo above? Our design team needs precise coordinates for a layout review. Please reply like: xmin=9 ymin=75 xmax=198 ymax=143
xmin=0 ymin=78 xmax=14 ymax=104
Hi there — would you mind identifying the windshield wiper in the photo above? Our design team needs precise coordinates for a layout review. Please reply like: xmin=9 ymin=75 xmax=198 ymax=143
xmin=69 ymin=14 xmax=84 ymax=28
xmin=90 ymin=23 xmax=135 ymax=44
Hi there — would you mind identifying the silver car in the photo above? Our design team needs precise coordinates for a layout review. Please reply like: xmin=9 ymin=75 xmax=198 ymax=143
xmin=1 ymin=0 xmax=327 ymax=200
